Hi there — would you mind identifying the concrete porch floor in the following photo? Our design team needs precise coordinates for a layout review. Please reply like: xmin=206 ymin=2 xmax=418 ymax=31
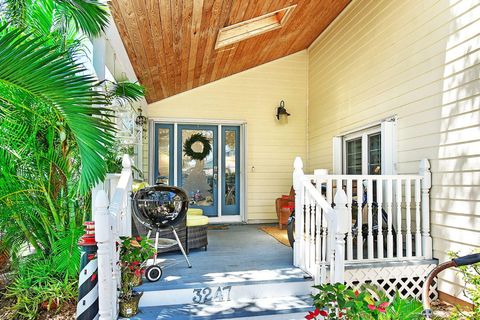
xmin=139 ymin=224 xmax=308 ymax=291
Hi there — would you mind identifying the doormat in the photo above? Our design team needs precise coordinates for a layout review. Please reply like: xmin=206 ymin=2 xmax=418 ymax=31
xmin=259 ymin=226 xmax=290 ymax=247
xmin=208 ymin=225 xmax=229 ymax=230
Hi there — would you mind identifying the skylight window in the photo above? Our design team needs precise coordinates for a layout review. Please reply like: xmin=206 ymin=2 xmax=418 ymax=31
xmin=215 ymin=5 xmax=296 ymax=49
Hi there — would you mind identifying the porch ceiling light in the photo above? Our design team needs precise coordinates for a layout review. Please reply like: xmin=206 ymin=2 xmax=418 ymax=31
xmin=276 ymin=100 xmax=290 ymax=121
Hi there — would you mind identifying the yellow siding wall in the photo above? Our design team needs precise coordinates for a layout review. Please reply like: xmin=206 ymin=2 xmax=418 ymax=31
xmin=147 ymin=51 xmax=308 ymax=221
xmin=308 ymin=0 xmax=480 ymax=299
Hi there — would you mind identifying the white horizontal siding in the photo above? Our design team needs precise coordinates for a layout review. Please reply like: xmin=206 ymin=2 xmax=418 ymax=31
xmin=308 ymin=0 xmax=480 ymax=300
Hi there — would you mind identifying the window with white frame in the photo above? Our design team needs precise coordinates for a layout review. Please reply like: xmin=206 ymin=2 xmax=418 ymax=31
xmin=333 ymin=118 xmax=397 ymax=175
xmin=343 ymin=127 xmax=381 ymax=175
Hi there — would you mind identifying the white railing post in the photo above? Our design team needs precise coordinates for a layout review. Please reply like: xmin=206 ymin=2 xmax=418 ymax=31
xmin=94 ymin=191 xmax=112 ymax=320
xmin=419 ymin=159 xmax=433 ymax=259
xmin=121 ymin=155 xmax=133 ymax=237
xmin=293 ymin=157 xmax=304 ymax=267
xmin=333 ymin=189 xmax=348 ymax=283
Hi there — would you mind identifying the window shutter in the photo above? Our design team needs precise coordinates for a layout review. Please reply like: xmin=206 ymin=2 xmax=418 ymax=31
xmin=332 ymin=136 xmax=343 ymax=174
xmin=381 ymin=119 xmax=397 ymax=174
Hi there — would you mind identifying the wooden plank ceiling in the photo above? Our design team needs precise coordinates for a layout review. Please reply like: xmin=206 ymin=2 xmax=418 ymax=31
xmin=110 ymin=0 xmax=350 ymax=103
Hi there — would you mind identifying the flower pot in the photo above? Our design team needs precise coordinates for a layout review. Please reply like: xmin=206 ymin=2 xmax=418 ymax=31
xmin=119 ymin=291 xmax=143 ymax=317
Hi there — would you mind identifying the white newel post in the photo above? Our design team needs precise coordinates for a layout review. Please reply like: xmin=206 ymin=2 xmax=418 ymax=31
xmin=293 ymin=157 xmax=304 ymax=268
xmin=333 ymin=189 xmax=349 ymax=283
xmin=94 ymin=191 xmax=113 ymax=320
xmin=419 ymin=159 xmax=433 ymax=259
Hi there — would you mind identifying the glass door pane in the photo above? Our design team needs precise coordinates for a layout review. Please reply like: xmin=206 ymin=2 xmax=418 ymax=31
xmin=222 ymin=126 xmax=240 ymax=215
xmin=346 ymin=138 xmax=362 ymax=174
xmin=178 ymin=125 xmax=218 ymax=216
xmin=154 ymin=123 xmax=173 ymax=185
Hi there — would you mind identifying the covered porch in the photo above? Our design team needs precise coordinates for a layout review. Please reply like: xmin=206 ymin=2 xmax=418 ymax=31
xmin=127 ymin=224 xmax=313 ymax=319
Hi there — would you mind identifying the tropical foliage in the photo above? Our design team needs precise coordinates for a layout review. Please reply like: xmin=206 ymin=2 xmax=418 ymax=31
xmin=307 ymin=283 xmax=423 ymax=320
xmin=0 ymin=1 xmax=143 ymax=318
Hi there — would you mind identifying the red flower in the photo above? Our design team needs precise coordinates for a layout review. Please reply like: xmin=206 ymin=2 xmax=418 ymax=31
xmin=319 ymin=310 xmax=328 ymax=317
xmin=132 ymin=261 xmax=140 ymax=265
xmin=339 ymin=312 xmax=343 ymax=318
xmin=135 ymin=269 xmax=141 ymax=277
xmin=136 ymin=236 xmax=142 ymax=241
xmin=368 ymin=304 xmax=376 ymax=311
xmin=305 ymin=308 xmax=320 ymax=320
xmin=354 ymin=290 xmax=359 ymax=297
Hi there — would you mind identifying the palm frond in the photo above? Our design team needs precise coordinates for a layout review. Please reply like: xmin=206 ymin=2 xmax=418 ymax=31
xmin=0 ymin=24 xmax=116 ymax=192
xmin=0 ymin=0 xmax=32 ymax=28
xmin=109 ymin=81 xmax=146 ymax=103
xmin=56 ymin=0 xmax=109 ymax=37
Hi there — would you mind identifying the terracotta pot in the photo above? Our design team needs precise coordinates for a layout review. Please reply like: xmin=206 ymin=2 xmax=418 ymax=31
xmin=119 ymin=291 xmax=143 ymax=317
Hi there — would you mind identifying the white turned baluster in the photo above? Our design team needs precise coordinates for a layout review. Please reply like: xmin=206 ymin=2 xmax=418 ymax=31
xmin=376 ymin=179 xmax=383 ymax=259
xmin=305 ymin=190 xmax=311 ymax=271
xmin=94 ymin=191 xmax=113 ymax=320
xmin=356 ymin=179 xmax=363 ymax=260
xmin=346 ymin=179 xmax=353 ymax=260
xmin=396 ymin=179 xmax=403 ymax=258
xmin=321 ymin=205 xmax=328 ymax=282
xmin=367 ymin=178 xmax=374 ymax=260
xmin=420 ymin=159 xmax=433 ymax=259
xmin=315 ymin=200 xmax=322 ymax=283
xmin=293 ymin=157 xmax=304 ymax=267
xmin=333 ymin=189 xmax=349 ymax=283
xmin=386 ymin=179 xmax=394 ymax=258
xmin=415 ymin=178 xmax=422 ymax=257
xmin=405 ymin=179 xmax=413 ymax=257
xmin=309 ymin=193 xmax=316 ymax=274
xmin=326 ymin=178 xmax=333 ymax=264
xmin=336 ymin=178 xmax=345 ymax=261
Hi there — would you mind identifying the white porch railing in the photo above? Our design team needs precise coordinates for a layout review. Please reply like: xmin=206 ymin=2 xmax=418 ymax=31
xmin=93 ymin=155 xmax=133 ymax=319
xmin=292 ymin=157 xmax=433 ymax=285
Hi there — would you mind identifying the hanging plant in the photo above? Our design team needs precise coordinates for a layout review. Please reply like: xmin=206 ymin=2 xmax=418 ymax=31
xmin=183 ymin=133 xmax=212 ymax=161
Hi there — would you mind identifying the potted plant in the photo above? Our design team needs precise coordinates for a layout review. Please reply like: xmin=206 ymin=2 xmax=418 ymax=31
xmin=119 ymin=236 xmax=155 ymax=317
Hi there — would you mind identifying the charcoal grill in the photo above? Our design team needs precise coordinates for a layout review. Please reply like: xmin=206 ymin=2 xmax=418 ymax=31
xmin=132 ymin=185 xmax=192 ymax=282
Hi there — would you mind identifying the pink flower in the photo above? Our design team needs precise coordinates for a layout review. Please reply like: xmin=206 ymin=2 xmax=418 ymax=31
xmin=379 ymin=302 xmax=389 ymax=308
xmin=378 ymin=307 xmax=386 ymax=313
xmin=368 ymin=304 xmax=376 ymax=311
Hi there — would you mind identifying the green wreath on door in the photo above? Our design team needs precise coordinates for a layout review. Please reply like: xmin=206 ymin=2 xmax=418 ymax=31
xmin=183 ymin=133 xmax=212 ymax=161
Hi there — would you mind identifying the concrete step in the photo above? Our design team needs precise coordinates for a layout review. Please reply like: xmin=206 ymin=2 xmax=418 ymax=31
xmin=120 ymin=294 xmax=313 ymax=320
xmin=137 ymin=267 xmax=314 ymax=307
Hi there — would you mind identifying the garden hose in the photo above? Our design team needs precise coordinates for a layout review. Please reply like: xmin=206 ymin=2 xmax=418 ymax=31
xmin=422 ymin=253 xmax=480 ymax=318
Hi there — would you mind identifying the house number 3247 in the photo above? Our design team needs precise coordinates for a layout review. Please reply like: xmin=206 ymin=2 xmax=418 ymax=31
xmin=192 ymin=286 xmax=232 ymax=304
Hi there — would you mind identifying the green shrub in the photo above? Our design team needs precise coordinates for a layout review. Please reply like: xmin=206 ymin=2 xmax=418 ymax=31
xmin=308 ymin=283 xmax=423 ymax=320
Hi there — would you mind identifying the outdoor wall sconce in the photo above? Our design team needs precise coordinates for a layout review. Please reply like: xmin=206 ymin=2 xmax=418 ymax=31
xmin=276 ymin=100 xmax=291 ymax=121
xmin=135 ymin=107 xmax=147 ymax=131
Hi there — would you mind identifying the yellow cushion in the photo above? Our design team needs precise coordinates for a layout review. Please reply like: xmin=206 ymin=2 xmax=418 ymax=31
xmin=132 ymin=181 xmax=149 ymax=192
xmin=187 ymin=208 xmax=204 ymax=216
xmin=187 ymin=215 xmax=209 ymax=227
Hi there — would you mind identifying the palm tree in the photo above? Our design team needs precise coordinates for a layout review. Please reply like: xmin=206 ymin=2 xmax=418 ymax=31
xmin=0 ymin=0 xmax=113 ymax=192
